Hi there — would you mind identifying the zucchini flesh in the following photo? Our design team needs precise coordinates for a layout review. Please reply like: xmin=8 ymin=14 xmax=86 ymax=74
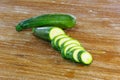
xmin=61 ymin=39 xmax=80 ymax=48
xmin=78 ymin=51 xmax=93 ymax=65
xmin=51 ymin=34 xmax=68 ymax=50
xmin=49 ymin=27 xmax=65 ymax=40
xmin=72 ymin=49 xmax=82 ymax=62
xmin=61 ymin=44 xmax=79 ymax=58
xmin=56 ymin=37 xmax=71 ymax=49
xmin=66 ymin=48 xmax=83 ymax=62
xmin=67 ymin=46 xmax=85 ymax=53
xmin=65 ymin=46 xmax=83 ymax=56
xmin=32 ymin=27 xmax=65 ymax=41
xmin=16 ymin=13 xmax=76 ymax=31
xmin=66 ymin=48 xmax=93 ymax=64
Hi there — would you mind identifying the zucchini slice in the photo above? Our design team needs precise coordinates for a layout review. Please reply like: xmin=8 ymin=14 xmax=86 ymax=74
xmin=78 ymin=51 xmax=93 ymax=65
xmin=33 ymin=27 xmax=65 ymax=41
xmin=67 ymin=46 xmax=85 ymax=53
xmin=73 ymin=49 xmax=82 ymax=62
xmin=65 ymin=46 xmax=83 ymax=58
xmin=61 ymin=44 xmax=79 ymax=59
xmin=56 ymin=37 xmax=71 ymax=49
xmin=61 ymin=39 xmax=81 ymax=48
xmin=65 ymin=45 xmax=86 ymax=62
xmin=66 ymin=49 xmax=83 ymax=62
xmin=51 ymin=34 xmax=68 ymax=50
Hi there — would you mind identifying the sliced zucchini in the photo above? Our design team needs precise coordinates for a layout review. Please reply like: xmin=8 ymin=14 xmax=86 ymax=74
xmin=56 ymin=37 xmax=71 ymax=50
xmin=72 ymin=49 xmax=82 ymax=62
xmin=65 ymin=45 xmax=85 ymax=59
xmin=66 ymin=49 xmax=84 ymax=62
xmin=78 ymin=51 xmax=93 ymax=65
xmin=66 ymin=46 xmax=85 ymax=53
xmin=61 ymin=39 xmax=81 ymax=48
xmin=33 ymin=27 xmax=65 ymax=41
xmin=61 ymin=43 xmax=79 ymax=59
xmin=51 ymin=34 xmax=68 ymax=50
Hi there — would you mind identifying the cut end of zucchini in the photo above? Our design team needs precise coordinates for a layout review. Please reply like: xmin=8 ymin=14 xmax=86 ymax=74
xmin=73 ymin=49 xmax=81 ymax=62
xmin=16 ymin=24 xmax=23 ymax=32
xmin=80 ymin=52 xmax=93 ymax=65
xmin=49 ymin=27 xmax=65 ymax=40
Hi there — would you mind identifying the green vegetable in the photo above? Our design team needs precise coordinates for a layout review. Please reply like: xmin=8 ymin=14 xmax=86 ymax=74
xmin=16 ymin=13 xmax=76 ymax=31
xmin=56 ymin=37 xmax=71 ymax=51
xmin=61 ymin=44 xmax=84 ymax=59
xmin=51 ymin=34 xmax=68 ymax=51
xmin=66 ymin=48 xmax=93 ymax=65
xmin=32 ymin=27 xmax=65 ymax=41
xmin=78 ymin=51 xmax=93 ymax=65
xmin=61 ymin=44 xmax=79 ymax=59
xmin=66 ymin=49 xmax=82 ymax=62
xmin=16 ymin=13 xmax=93 ymax=65
xmin=61 ymin=39 xmax=81 ymax=48
xmin=50 ymin=34 xmax=93 ymax=65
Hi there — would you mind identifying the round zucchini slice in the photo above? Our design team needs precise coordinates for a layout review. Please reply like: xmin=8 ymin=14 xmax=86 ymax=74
xmin=61 ymin=39 xmax=81 ymax=48
xmin=61 ymin=43 xmax=79 ymax=59
xmin=78 ymin=51 xmax=93 ymax=65
xmin=51 ymin=34 xmax=68 ymax=51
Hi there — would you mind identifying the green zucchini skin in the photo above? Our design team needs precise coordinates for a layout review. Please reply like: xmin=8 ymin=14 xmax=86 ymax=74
xmin=32 ymin=27 xmax=65 ymax=41
xmin=16 ymin=13 xmax=76 ymax=31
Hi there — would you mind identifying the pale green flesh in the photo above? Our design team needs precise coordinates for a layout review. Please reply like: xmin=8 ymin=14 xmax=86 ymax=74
xmin=69 ymin=46 xmax=85 ymax=52
xmin=49 ymin=27 xmax=65 ymax=40
xmin=63 ymin=40 xmax=80 ymax=48
xmin=58 ymin=37 xmax=71 ymax=48
xmin=81 ymin=52 xmax=93 ymax=64
xmin=53 ymin=34 xmax=67 ymax=47
xmin=73 ymin=49 xmax=81 ymax=62
xmin=64 ymin=45 xmax=85 ymax=56
xmin=63 ymin=44 xmax=79 ymax=57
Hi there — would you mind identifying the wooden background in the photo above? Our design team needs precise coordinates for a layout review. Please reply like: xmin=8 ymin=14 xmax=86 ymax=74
xmin=0 ymin=0 xmax=120 ymax=80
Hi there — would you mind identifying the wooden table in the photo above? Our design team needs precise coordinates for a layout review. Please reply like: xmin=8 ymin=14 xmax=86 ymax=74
xmin=0 ymin=0 xmax=120 ymax=80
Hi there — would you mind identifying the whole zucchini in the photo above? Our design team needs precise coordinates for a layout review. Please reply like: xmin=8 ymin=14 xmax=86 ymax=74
xmin=16 ymin=13 xmax=76 ymax=31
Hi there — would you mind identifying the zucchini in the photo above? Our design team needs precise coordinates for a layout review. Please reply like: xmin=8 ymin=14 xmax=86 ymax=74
xmin=78 ymin=51 xmax=93 ymax=65
xmin=51 ymin=34 xmax=68 ymax=50
xmin=66 ymin=49 xmax=83 ymax=62
xmin=61 ymin=39 xmax=81 ymax=48
xmin=61 ymin=44 xmax=79 ymax=59
xmin=66 ymin=46 xmax=85 ymax=53
xmin=64 ymin=45 xmax=85 ymax=58
xmin=56 ymin=37 xmax=71 ymax=50
xmin=32 ymin=27 xmax=65 ymax=41
xmin=16 ymin=13 xmax=76 ymax=31
xmin=64 ymin=45 xmax=84 ymax=57
xmin=16 ymin=13 xmax=93 ymax=65
xmin=73 ymin=49 xmax=82 ymax=62
xmin=66 ymin=48 xmax=93 ymax=64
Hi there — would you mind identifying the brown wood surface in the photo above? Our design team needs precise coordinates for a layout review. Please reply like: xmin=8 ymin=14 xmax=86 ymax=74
xmin=0 ymin=0 xmax=120 ymax=80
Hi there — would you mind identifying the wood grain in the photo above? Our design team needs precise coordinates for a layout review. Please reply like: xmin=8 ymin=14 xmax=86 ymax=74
xmin=0 ymin=0 xmax=120 ymax=80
